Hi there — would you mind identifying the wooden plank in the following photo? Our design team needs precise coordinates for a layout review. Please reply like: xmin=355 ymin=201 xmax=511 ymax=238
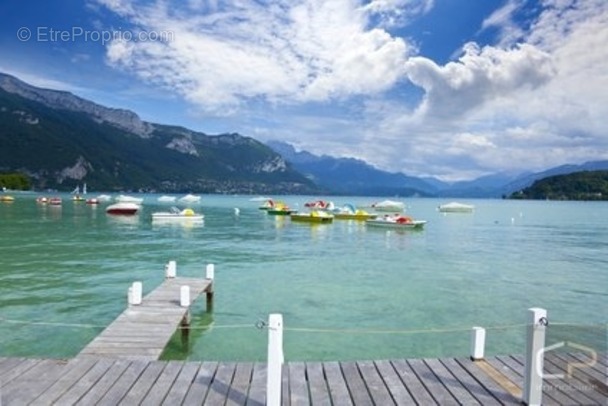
xmin=246 ymin=362 xmax=266 ymax=406
xmin=374 ymin=360 xmax=415 ymax=405
xmin=556 ymin=352 xmax=608 ymax=400
xmin=161 ymin=362 xmax=201 ymax=405
xmin=339 ymin=361 xmax=373 ymax=405
xmin=53 ymin=359 xmax=115 ymax=405
xmin=288 ymin=362 xmax=310 ymax=406
xmin=454 ymin=357 xmax=520 ymax=405
xmin=356 ymin=361 xmax=394 ymax=405
xmin=509 ymin=354 xmax=579 ymax=405
xmin=118 ymin=361 xmax=166 ymax=405
xmin=408 ymin=358 xmax=457 ymax=405
xmin=226 ymin=362 xmax=253 ymax=406
xmin=96 ymin=360 xmax=148 ymax=405
xmin=543 ymin=352 xmax=603 ymax=405
xmin=1 ymin=359 xmax=70 ymax=405
xmin=306 ymin=362 xmax=331 ymax=406
xmin=282 ymin=362 xmax=290 ymax=406
xmin=0 ymin=358 xmax=42 ymax=387
xmin=182 ymin=361 xmax=217 ymax=405
xmin=322 ymin=361 xmax=353 ymax=406
xmin=205 ymin=362 xmax=236 ymax=405
xmin=75 ymin=360 xmax=131 ymax=405
xmin=390 ymin=359 xmax=436 ymax=405
xmin=425 ymin=358 xmax=481 ymax=405
xmin=439 ymin=358 xmax=501 ymax=406
xmin=141 ymin=361 xmax=184 ymax=405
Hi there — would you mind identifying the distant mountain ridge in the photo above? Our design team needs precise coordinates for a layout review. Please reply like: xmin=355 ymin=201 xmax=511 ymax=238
xmin=0 ymin=73 xmax=317 ymax=194
xmin=266 ymin=140 xmax=437 ymax=196
xmin=267 ymin=140 xmax=608 ymax=197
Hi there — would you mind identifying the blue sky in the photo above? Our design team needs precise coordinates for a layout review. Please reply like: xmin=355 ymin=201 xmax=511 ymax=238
xmin=1 ymin=0 xmax=607 ymax=181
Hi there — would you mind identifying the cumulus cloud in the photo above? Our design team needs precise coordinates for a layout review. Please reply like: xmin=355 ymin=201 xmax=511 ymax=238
xmin=404 ymin=42 xmax=554 ymax=119
xmin=97 ymin=0 xmax=413 ymax=113
xmin=95 ymin=0 xmax=608 ymax=181
xmin=359 ymin=0 xmax=608 ymax=180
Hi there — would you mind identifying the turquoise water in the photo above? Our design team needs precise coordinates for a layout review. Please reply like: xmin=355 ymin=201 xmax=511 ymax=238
xmin=0 ymin=194 xmax=606 ymax=361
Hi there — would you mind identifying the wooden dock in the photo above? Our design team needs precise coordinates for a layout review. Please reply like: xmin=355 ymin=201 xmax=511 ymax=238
xmin=77 ymin=276 xmax=213 ymax=361
xmin=0 ymin=353 xmax=605 ymax=405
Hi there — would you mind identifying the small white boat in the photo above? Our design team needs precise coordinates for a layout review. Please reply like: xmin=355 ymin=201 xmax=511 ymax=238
xmin=106 ymin=202 xmax=140 ymax=215
xmin=370 ymin=200 xmax=405 ymax=212
xmin=115 ymin=195 xmax=144 ymax=204
xmin=366 ymin=214 xmax=426 ymax=229
xmin=152 ymin=207 xmax=204 ymax=221
xmin=158 ymin=195 xmax=177 ymax=203
xmin=438 ymin=202 xmax=475 ymax=213
xmin=96 ymin=194 xmax=112 ymax=202
xmin=178 ymin=194 xmax=201 ymax=204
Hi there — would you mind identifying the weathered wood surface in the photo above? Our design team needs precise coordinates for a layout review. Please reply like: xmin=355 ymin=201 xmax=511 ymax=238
xmin=77 ymin=277 xmax=212 ymax=361
xmin=0 ymin=355 xmax=605 ymax=405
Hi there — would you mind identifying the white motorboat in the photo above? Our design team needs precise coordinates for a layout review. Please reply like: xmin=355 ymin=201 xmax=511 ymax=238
xmin=438 ymin=202 xmax=475 ymax=213
xmin=152 ymin=207 xmax=204 ymax=221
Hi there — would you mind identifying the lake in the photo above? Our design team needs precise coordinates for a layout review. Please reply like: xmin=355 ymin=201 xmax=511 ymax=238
xmin=0 ymin=194 xmax=606 ymax=361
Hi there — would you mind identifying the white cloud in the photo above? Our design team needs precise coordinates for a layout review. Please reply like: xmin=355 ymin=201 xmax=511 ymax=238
xmin=404 ymin=42 xmax=554 ymax=119
xmin=98 ymin=0 xmax=413 ymax=113
xmin=94 ymin=0 xmax=608 ymax=181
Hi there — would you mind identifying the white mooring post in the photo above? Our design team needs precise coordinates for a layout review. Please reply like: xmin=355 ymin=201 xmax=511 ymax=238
xmin=206 ymin=264 xmax=215 ymax=310
xmin=470 ymin=326 xmax=486 ymax=361
xmin=180 ymin=285 xmax=191 ymax=307
xmin=206 ymin=263 xmax=215 ymax=280
xmin=266 ymin=313 xmax=284 ymax=406
xmin=523 ymin=307 xmax=547 ymax=406
xmin=165 ymin=260 xmax=177 ymax=278
xmin=131 ymin=281 xmax=143 ymax=305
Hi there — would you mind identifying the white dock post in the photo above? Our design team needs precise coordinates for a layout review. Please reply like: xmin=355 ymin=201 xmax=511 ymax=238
xmin=470 ymin=326 xmax=486 ymax=361
xmin=523 ymin=307 xmax=547 ymax=406
xmin=180 ymin=285 xmax=191 ymax=307
xmin=206 ymin=264 xmax=215 ymax=310
xmin=131 ymin=281 xmax=143 ymax=305
xmin=206 ymin=263 xmax=215 ymax=280
xmin=165 ymin=260 xmax=177 ymax=278
xmin=266 ymin=313 xmax=284 ymax=406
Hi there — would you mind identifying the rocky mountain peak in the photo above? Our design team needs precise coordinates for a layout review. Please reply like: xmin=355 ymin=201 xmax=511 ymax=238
xmin=0 ymin=73 xmax=153 ymax=138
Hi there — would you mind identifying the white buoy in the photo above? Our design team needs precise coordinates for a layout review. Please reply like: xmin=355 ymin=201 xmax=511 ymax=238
xmin=234 ymin=207 xmax=240 ymax=216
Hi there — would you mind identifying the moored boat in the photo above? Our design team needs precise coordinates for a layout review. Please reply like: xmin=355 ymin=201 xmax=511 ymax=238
xmin=86 ymin=198 xmax=100 ymax=205
xmin=49 ymin=197 xmax=62 ymax=206
xmin=158 ymin=195 xmax=177 ymax=203
xmin=106 ymin=202 xmax=140 ymax=215
xmin=0 ymin=195 xmax=15 ymax=202
xmin=304 ymin=200 xmax=334 ymax=210
xmin=290 ymin=210 xmax=334 ymax=223
xmin=178 ymin=194 xmax=201 ymax=204
xmin=115 ymin=195 xmax=144 ymax=204
xmin=152 ymin=207 xmax=204 ymax=221
xmin=366 ymin=214 xmax=426 ymax=229
xmin=36 ymin=197 xmax=49 ymax=204
xmin=266 ymin=201 xmax=295 ymax=215
xmin=438 ymin=202 xmax=475 ymax=213
xmin=333 ymin=204 xmax=377 ymax=220
xmin=370 ymin=200 xmax=405 ymax=212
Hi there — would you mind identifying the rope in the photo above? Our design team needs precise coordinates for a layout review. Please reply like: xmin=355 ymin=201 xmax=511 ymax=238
xmin=1 ymin=316 xmax=604 ymax=335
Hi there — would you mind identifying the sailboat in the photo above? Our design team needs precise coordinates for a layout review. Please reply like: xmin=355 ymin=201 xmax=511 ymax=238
xmin=72 ymin=184 xmax=85 ymax=202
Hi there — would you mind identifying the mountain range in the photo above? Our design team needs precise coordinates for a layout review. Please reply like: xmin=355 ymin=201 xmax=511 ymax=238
xmin=1 ymin=71 xmax=605 ymax=197
xmin=0 ymin=73 xmax=316 ymax=194
xmin=266 ymin=140 xmax=608 ymax=197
